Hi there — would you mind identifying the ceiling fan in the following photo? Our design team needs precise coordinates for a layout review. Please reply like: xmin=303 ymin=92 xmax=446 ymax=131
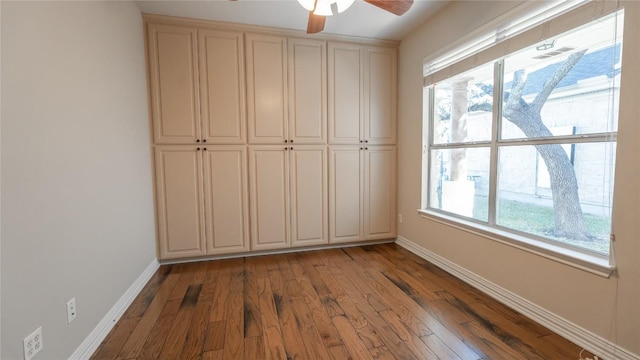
xmin=297 ymin=0 xmax=414 ymax=34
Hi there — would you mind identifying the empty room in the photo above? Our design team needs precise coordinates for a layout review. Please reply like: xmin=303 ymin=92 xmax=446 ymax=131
xmin=1 ymin=0 xmax=639 ymax=359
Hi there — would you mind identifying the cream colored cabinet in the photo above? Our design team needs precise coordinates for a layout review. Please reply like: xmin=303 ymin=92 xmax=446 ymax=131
xmin=288 ymin=38 xmax=327 ymax=144
xmin=249 ymin=146 xmax=327 ymax=250
xmin=329 ymin=145 xmax=396 ymax=243
xmin=155 ymin=146 xmax=206 ymax=258
xmin=246 ymin=35 xmax=327 ymax=144
xmin=199 ymin=29 xmax=246 ymax=144
xmin=328 ymin=42 xmax=397 ymax=145
xmin=246 ymin=34 xmax=289 ymax=144
xmin=148 ymin=24 xmax=245 ymax=145
xmin=155 ymin=145 xmax=249 ymax=259
xmin=148 ymin=24 xmax=200 ymax=144
xmin=203 ymin=146 xmax=251 ymax=254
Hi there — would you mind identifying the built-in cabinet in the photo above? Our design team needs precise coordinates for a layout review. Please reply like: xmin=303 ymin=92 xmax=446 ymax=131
xmin=329 ymin=146 xmax=396 ymax=244
xmin=328 ymin=42 xmax=397 ymax=145
xmin=145 ymin=16 xmax=397 ymax=260
xmin=249 ymin=146 xmax=327 ymax=251
xmin=155 ymin=146 xmax=250 ymax=259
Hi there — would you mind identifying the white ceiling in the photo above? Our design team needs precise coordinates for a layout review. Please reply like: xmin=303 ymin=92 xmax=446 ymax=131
xmin=135 ymin=0 xmax=450 ymax=41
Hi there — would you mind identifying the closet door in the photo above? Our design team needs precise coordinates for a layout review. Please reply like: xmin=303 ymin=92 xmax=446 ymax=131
xmin=290 ymin=146 xmax=328 ymax=246
xmin=203 ymin=146 xmax=250 ymax=254
xmin=364 ymin=146 xmax=396 ymax=240
xmin=199 ymin=30 xmax=246 ymax=144
xmin=329 ymin=146 xmax=363 ymax=243
xmin=148 ymin=24 xmax=200 ymax=144
xmin=364 ymin=46 xmax=397 ymax=145
xmin=288 ymin=38 xmax=326 ymax=144
xmin=249 ymin=146 xmax=290 ymax=250
xmin=328 ymin=42 xmax=363 ymax=144
xmin=246 ymin=34 xmax=288 ymax=144
xmin=155 ymin=146 xmax=206 ymax=259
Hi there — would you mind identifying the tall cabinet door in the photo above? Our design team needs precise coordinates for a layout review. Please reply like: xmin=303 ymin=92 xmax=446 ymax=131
xmin=364 ymin=146 xmax=396 ymax=240
xmin=155 ymin=146 xmax=206 ymax=259
xmin=329 ymin=146 xmax=363 ymax=243
xmin=246 ymin=34 xmax=288 ymax=144
xmin=199 ymin=30 xmax=246 ymax=144
xmin=328 ymin=42 xmax=363 ymax=144
xmin=288 ymin=38 xmax=326 ymax=144
xmin=249 ymin=146 xmax=290 ymax=250
xmin=364 ymin=47 xmax=397 ymax=145
xmin=290 ymin=146 xmax=328 ymax=246
xmin=203 ymin=146 xmax=250 ymax=255
xmin=148 ymin=24 xmax=200 ymax=144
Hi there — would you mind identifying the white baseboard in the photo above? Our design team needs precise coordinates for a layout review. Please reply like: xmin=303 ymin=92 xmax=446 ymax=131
xmin=395 ymin=236 xmax=639 ymax=360
xmin=68 ymin=258 xmax=160 ymax=360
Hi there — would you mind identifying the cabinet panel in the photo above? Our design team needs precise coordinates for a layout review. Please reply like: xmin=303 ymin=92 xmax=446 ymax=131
xmin=203 ymin=146 xmax=250 ymax=254
xmin=329 ymin=147 xmax=363 ymax=243
xmin=155 ymin=146 xmax=205 ymax=258
xmin=288 ymin=38 xmax=326 ymax=144
xmin=247 ymin=34 xmax=288 ymax=144
xmin=364 ymin=146 xmax=396 ymax=239
xmin=328 ymin=43 xmax=362 ymax=144
xmin=290 ymin=146 xmax=328 ymax=246
xmin=148 ymin=25 xmax=200 ymax=144
xmin=249 ymin=147 xmax=290 ymax=250
xmin=199 ymin=30 xmax=246 ymax=144
xmin=364 ymin=47 xmax=397 ymax=144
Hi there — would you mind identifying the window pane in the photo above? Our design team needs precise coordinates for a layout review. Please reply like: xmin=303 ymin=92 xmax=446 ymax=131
xmin=501 ymin=13 xmax=623 ymax=140
xmin=429 ymin=147 xmax=490 ymax=221
xmin=433 ymin=63 xmax=494 ymax=144
xmin=497 ymin=143 xmax=615 ymax=254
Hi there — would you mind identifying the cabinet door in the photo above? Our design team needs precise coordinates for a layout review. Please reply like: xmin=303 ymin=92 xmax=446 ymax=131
xmin=328 ymin=42 xmax=363 ymax=144
xmin=290 ymin=146 xmax=328 ymax=246
xmin=329 ymin=146 xmax=363 ymax=243
xmin=364 ymin=47 xmax=397 ymax=145
xmin=155 ymin=146 xmax=206 ymax=258
xmin=249 ymin=147 xmax=290 ymax=250
xmin=288 ymin=38 xmax=326 ymax=144
xmin=203 ymin=146 xmax=250 ymax=254
xmin=199 ymin=30 xmax=246 ymax=144
xmin=148 ymin=24 xmax=200 ymax=144
xmin=364 ymin=146 xmax=396 ymax=240
xmin=246 ymin=34 xmax=288 ymax=144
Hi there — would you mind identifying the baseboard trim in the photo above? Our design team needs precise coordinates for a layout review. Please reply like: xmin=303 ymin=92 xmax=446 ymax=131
xmin=68 ymin=258 xmax=160 ymax=360
xmin=395 ymin=236 xmax=639 ymax=360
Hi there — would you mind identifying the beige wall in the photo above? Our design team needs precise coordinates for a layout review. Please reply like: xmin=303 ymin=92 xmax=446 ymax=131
xmin=1 ymin=2 xmax=156 ymax=359
xmin=398 ymin=0 xmax=640 ymax=355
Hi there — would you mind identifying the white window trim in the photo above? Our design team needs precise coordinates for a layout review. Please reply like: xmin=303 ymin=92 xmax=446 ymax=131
xmin=420 ymin=1 xmax=624 ymax=277
xmin=418 ymin=209 xmax=615 ymax=277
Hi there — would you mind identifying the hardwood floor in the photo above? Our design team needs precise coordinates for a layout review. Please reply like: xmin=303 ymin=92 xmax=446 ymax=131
xmin=92 ymin=243 xmax=594 ymax=359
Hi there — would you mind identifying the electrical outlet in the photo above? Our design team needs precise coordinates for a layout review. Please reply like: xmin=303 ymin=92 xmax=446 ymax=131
xmin=23 ymin=326 xmax=43 ymax=360
xmin=66 ymin=298 xmax=77 ymax=324
xmin=398 ymin=214 xmax=403 ymax=224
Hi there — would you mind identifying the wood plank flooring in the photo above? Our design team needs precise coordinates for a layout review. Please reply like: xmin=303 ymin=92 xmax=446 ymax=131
xmin=92 ymin=243 xmax=595 ymax=359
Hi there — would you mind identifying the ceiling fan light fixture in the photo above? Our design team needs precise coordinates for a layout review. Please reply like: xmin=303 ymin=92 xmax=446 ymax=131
xmin=297 ymin=0 xmax=355 ymax=16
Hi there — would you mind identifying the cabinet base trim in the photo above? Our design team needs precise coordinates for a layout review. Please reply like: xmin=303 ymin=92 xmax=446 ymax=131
xmin=159 ymin=239 xmax=395 ymax=264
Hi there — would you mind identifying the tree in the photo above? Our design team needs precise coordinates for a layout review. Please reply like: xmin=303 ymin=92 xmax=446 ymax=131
xmin=503 ymin=50 xmax=590 ymax=240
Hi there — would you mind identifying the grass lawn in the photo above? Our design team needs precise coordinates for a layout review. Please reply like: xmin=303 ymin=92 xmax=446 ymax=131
xmin=472 ymin=196 xmax=611 ymax=254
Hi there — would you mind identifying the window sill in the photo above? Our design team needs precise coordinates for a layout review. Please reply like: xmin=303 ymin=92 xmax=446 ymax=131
xmin=417 ymin=209 xmax=616 ymax=278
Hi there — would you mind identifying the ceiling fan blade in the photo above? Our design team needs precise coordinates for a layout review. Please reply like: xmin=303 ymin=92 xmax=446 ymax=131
xmin=307 ymin=12 xmax=326 ymax=34
xmin=364 ymin=0 xmax=414 ymax=15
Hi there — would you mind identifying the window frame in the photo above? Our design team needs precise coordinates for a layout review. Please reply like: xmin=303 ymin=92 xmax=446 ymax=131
xmin=419 ymin=4 xmax=623 ymax=277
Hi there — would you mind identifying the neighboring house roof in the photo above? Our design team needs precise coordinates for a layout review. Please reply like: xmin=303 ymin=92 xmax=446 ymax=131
xmin=509 ymin=43 xmax=622 ymax=96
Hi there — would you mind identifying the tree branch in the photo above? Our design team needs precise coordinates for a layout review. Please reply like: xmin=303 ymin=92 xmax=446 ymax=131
xmin=531 ymin=49 xmax=587 ymax=113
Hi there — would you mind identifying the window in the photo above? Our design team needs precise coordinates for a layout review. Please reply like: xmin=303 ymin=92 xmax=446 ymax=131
xmin=422 ymin=7 xmax=623 ymax=265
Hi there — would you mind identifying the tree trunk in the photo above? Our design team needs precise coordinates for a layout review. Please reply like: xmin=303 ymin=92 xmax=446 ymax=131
xmin=450 ymin=79 xmax=469 ymax=181
xmin=504 ymin=97 xmax=590 ymax=240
